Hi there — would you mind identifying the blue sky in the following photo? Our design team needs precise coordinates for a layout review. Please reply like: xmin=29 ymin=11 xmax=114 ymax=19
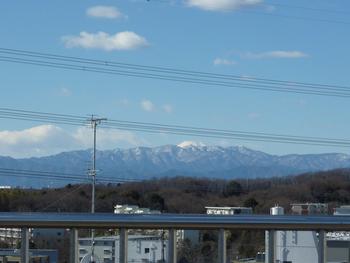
xmin=0 ymin=0 xmax=349 ymax=157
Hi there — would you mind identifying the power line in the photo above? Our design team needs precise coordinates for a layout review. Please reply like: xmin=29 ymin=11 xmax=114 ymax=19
xmin=0 ymin=167 xmax=142 ymax=184
xmin=2 ymin=47 xmax=349 ymax=91
xmin=0 ymin=48 xmax=350 ymax=97
xmin=264 ymin=1 xmax=350 ymax=15
xmin=40 ymin=184 xmax=87 ymax=212
xmin=238 ymin=9 xmax=350 ymax=26
xmin=145 ymin=0 xmax=350 ymax=25
xmin=0 ymin=108 xmax=350 ymax=148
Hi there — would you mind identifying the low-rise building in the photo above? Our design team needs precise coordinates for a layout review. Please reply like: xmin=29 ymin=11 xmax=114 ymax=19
xmin=0 ymin=228 xmax=21 ymax=245
xmin=79 ymin=235 xmax=167 ymax=263
xmin=291 ymin=203 xmax=328 ymax=215
xmin=0 ymin=249 xmax=57 ymax=263
xmin=206 ymin=206 xmax=253 ymax=215
xmin=114 ymin=204 xmax=160 ymax=215
xmin=266 ymin=203 xmax=350 ymax=263
xmin=266 ymin=204 xmax=327 ymax=263
xmin=333 ymin=205 xmax=350 ymax=216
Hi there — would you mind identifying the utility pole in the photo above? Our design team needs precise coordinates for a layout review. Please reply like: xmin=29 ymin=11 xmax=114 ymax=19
xmin=88 ymin=115 xmax=107 ymax=263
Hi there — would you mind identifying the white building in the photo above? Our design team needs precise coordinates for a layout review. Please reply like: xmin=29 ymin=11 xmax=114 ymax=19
xmin=325 ymin=205 xmax=350 ymax=263
xmin=206 ymin=206 xmax=252 ymax=215
xmin=333 ymin=205 xmax=350 ymax=216
xmin=114 ymin=204 xmax=160 ymax=215
xmin=291 ymin=203 xmax=328 ymax=215
xmin=266 ymin=204 xmax=327 ymax=263
xmin=79 ymin=235 xmax=167 ymax=263
xmin=273 ymin=230 xmax=323 ymax=263
xmin=0 ymin=228 xmax=21 ymax=245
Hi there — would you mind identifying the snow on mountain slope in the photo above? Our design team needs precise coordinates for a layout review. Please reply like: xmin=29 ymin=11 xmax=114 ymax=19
xmin=1 ymin=142 xmax=350 ymax=187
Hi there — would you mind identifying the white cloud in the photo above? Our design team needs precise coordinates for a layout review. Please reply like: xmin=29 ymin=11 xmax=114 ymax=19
xmin=141 ymin=100 xmax=155 ymax=112
xmin=72 ymin=127 xmax=144 ymax=149
xmin=0 ymin=125 xmax=76 ymax=158
xmin=59 ymin=87 xmax=72 ymax=97
xmin=264 ymin=4 xmax=276 ymax=12
xmin=244 ymin=50 xmax=308 ymax=59
xmin=186 ymin=0 xmax=263 ymax=11
xmin=117 ymin=98 xmax=130 ymax=107
xmin=298 ymin=99 xmax=307 ymax=106
xmin=0 ymin=125 xmax=144 ymax=158
xmin=62 ymin=31 xmax=148 ymax=51
xmin=162 ymin=104 xmax=173 ymax=113
xmin=86 ymin=6 xmax=125 ymax=19
xmin=247 ymin=112 xmax=261 ymax=119
xmin=213 ymin=58 xmax=236 ymax=66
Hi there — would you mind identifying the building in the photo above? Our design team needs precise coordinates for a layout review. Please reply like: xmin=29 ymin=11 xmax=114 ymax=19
xmin=114 ymin=204 xmax=160 ymax=215
xmin=325 ymin=205 xmax=350 ymax=263
xmin=265 ymin=204 xmax=350 ymax=263
xmin=185 ymin=206 xmax=253 ymax=248
xmin=333 ymin=205 xmax=350 ymax=215
xmin=266 ymin=204 xmax=327 ymax=263
xmin=0 ymin=228 xmax=21 ymax=246
xmin=0 ymin=249 xmax=57 ymax=263
xmin=78 ymin=235 xmax=167 ymax=263
xmin=32 ymin=228 xmax=68 ymax=248
xmin=291 ymin=203 xmax=328 ymax=215
xmin=206 ymin=206 xmax=253 ymax=215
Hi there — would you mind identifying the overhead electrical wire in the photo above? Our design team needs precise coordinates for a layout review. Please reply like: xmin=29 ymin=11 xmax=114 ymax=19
xmin=39 ymin=184 xmax=87 ymax=212
xmin=148 ymin=0 xmax=349 ymax=15
xmin=1 ymin=108 xmax=350 ymax=148
xmin=3 ymin=56 xmax=348 ymax=97
xmin=0 ymin=167 xmax=142 ymax=184
xmin=3 ymin=47 xmax=350 ymax=91
xmin=144 ymin=0 xmax=350 ymax=25
xmin=264 ymin=1 xmax=350 ymax=15
xmin=0 ymin=48 xmax=350 ymax=97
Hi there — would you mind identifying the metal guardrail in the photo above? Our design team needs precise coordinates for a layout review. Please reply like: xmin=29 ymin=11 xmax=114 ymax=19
xmin=0 ymin=212 xmax=349 ymax=263
xmin=1 ymin=212 xmax=350 ymax=230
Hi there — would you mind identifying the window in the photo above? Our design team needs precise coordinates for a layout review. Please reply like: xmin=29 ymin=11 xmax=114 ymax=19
xmin=144 ymin=248 xmax=150 ymax=254
xmin=79 ymin=249 xmax=88 ymax=254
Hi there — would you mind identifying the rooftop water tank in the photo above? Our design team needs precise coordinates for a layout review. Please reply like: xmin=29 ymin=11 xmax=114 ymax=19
xmin=270 ymin=206 xmax=284 ymax=215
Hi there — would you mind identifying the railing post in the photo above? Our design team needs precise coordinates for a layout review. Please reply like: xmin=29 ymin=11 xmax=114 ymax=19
xmin=168 ymin=229 xmax=177 ymax=263
xmin=265 ymin=230 xmax=276 ymax=263
xmin=21 ymin=227 xmax=29 ymax=263
xmin=218 ymin=228 xmax=226 ymax=263
xmin=266 ymin=230 xmax=275 ymax=263
xmin=119 ymin=228 xmax=128 ymax=263
xmin=318 ymin=230 xmax=325 ymax=263
xmin=70 ymin=228 xmax=78 ymax=263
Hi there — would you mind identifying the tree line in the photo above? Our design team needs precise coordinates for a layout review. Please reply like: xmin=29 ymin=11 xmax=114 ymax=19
xmin=1 ymin=168 xmax=350 ymax=261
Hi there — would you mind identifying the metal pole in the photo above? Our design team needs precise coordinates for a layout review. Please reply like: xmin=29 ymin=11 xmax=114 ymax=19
xmin=70 ymin=228 xmax=78 ymax=263
xmin=119 ymin=228 xmax=128 ymax=263
xmin=266 ymin=230 xmax=275 ymax=263
xmin=218 ymin=228 xmax=226 ymax=263
xmin=161 ymin=230 xmax=165 ymax=262
xmin=92 ymin=120 xmax=96 ymax=214
xmin=318 ymin=230 xmax=325 ymax=263
xmin=21 ymin=227 xmax=29 ymax=263
xmin=168 ymin=229 xmax=177 ymax=263
xmin=91 ymin=120 xmax=96 ymax=262
xmin=89 ymin=116 xmax=106 ymax=263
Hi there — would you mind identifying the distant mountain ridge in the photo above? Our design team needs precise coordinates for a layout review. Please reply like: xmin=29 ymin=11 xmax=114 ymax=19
xmin=1 ymin=142 xmax=350 ymax=187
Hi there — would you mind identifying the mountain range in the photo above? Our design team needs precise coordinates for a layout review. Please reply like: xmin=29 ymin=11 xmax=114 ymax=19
xmin=1 ymin=141 xmax=350 ymax=188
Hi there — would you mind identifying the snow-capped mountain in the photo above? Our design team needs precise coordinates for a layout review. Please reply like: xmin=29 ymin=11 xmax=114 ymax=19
xmin=1 ymin=142 xmax=350 ymax=187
